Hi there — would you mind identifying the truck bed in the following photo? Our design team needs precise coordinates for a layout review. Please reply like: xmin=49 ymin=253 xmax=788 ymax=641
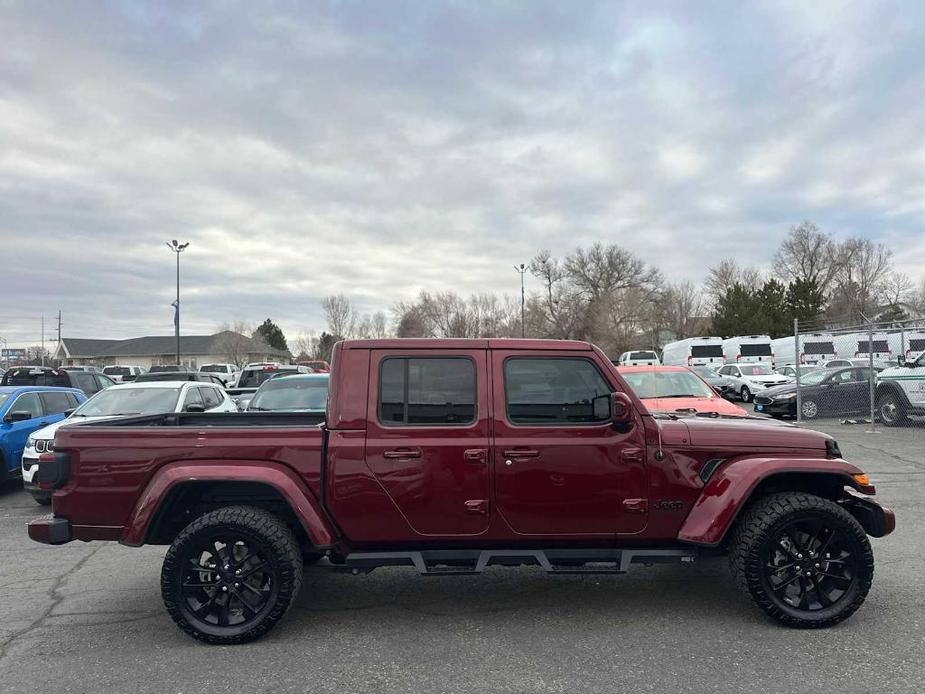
xmin=50 ymin=413 xmax=327 ymax=541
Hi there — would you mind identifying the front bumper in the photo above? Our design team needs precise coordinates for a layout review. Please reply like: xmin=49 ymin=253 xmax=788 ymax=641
xmin=753 ymin=397 xmax=796 ymax=416
xmin=843 ymin=496 xmax=896 ymax=538
xmin=28 ymin=515 xmax=72 ymax=545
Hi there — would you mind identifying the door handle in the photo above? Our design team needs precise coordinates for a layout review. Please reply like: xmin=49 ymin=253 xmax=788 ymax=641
xmin=464 ymin=449 xmax=487 ymax=464
xmin=383 ymin=448 xmax=422 ymax=460
xmin=502 ymin=449 xmax=539 ymax=458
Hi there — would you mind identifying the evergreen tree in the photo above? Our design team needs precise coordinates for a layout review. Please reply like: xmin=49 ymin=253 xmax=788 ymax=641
xmin=757 ymin=279 xmax=790 ymax=338
xmin=712 ymin=283 xmax=765 ymax=337
xmin=785 ymin=279 xmax=826 ymax=326
xmin=252 ymin=318 xmax=289 ymax=352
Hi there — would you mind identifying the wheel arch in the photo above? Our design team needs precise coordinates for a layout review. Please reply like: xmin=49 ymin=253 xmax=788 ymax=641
xmin=123 ymin=460 xmax=337 ymax=550
xmin=678 ymin=459 xmax=868 ymax=547
xmin=875 ymin=380 xmax=911 ymax=407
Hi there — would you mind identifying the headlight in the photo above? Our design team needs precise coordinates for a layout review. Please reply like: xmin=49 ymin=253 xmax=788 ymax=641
xmin=773 ymin=392 xmax=797 ymax=401
xmin=25 ymin=437 xmax=36 ymax=450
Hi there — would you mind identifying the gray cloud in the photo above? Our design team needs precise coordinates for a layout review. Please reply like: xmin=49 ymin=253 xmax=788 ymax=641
xmin=1 ymin=1 xmax=924 ymax=344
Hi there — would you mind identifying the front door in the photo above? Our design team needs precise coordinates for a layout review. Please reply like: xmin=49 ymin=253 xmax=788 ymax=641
xmin=4 ymin=392 xmax=50 ymax=468
xmin=491 ymin=351 xmax=648 ymax=536
xmin=365 ymin=350 xmax=492 ymax=536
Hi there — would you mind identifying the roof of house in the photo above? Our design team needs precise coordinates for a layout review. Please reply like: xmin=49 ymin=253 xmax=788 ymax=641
xmin=58 ymin=331 xmax=289 ymax=359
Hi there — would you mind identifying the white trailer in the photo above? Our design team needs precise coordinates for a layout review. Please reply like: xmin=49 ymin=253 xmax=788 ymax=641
xmin=771 ymin=332 xmax=837 ymax=366
xmin=722 ymin=335 xmax=774 ymax=366
xmin=661 ymin=336 xmax=725 ymax=367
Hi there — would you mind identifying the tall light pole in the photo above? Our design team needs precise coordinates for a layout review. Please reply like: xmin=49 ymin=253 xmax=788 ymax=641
xmin=166 ymin=240 xmax=189 ymax=365
xmin=515 ymin=263 xmax=527 ymax=338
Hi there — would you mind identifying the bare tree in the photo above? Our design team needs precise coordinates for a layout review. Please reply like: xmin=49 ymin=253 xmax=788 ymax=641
xmin=705 ymin=260 xmax=761 ymax=307
xmin=773 ymin=221 xmax=840 ymax=296
xmin=321 ymin=294 xmax=356 ymax=338
xmin=830 ymin=238 xmax=894 ymax=321
xmin=657 ymin=281 xmax=705 ymax=342
xmin=213 ymin=321 xmax=254 ymax=367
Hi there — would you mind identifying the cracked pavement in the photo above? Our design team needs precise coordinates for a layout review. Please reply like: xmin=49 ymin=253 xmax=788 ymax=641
xmin=0 ymin=419 xmax=923 ymax=693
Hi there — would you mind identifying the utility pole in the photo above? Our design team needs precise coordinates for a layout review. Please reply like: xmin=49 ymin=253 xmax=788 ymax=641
xmin=56 ymin=310 xmax=62 ymax=363
xmin=166 ymin=240 xmax=190 ymax=365
xmin=41 ymin=315 xmax=45 ymax=366
xmin=515 ymin=264 xmax=527 ymax=338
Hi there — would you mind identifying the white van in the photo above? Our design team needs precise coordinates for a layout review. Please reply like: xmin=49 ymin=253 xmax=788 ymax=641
xmin=661 ymin=337 xmax=725 ymax=367
xmin=838 ymin=332 xmax=892 ymax=361
xmin=896 ymin=330 xmax=925 ymax=361
xmin=771 ymin=332 xmax=837 ymax=366
xmin=722 ymin=335 xmax=774 ymax=366
xmin=615 ymin=350 xmax=661 ymax=366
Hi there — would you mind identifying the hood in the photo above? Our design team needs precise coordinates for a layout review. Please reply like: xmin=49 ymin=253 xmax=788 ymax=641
xmin=29 ymin=415 xmax=116 ymax=440
xmin=678 ymin=416 xmax=831 ymax=450
xmin=641 ymin=396 xmax=748 ymax=417
xmin=761 ymin=381 xmax=798 ymax=397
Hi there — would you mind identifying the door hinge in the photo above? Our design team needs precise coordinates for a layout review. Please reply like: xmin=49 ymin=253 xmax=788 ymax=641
xmin=623 ymin=498 xmax=647 ymax=514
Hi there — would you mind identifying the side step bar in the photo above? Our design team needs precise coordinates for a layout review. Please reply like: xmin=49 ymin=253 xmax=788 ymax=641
xmin=333 ymin=548 xmax=697 ymax=576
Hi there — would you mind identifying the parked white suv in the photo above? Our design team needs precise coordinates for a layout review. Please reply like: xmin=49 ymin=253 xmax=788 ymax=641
xmin=875 ymin=352 xmax=925 ymax=426
xmin=717 ymin=363 xmax=791 ymax=403
xmin=199 ymin=363 xmax=241 ymax=387
xmin=21 ymin=380 xmax=237 ymax=504
xmin=102 ymin=365 xmax=147 ymax=383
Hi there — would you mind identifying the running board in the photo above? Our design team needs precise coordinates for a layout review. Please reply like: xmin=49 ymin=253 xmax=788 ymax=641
xmin=334 ymin=548 xmax=697 ymax=576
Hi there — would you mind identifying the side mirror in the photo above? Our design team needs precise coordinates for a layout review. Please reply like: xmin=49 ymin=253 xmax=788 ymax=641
xmin=4 ymin=411 xmax=32 ymax=423
xmin=897 ymin=355 xmax=906 ymax=367
xmin=611 ymin=392 xmax=634 ymax=425
xmin=185 ymin=403 xmax=206 ymax=413
xmin=63 ymin=408 xmax=76 ymax=417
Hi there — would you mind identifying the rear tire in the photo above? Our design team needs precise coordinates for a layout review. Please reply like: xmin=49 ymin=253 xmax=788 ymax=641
xmin=729 ymin=492 xmax=873 ymax=628
xmin=161 ymin=505 xmax=303 ymax=645
xmin=877 ymin=391 xmax=908 ymax=427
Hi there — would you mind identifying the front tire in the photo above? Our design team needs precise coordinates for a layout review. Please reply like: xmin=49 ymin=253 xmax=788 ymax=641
xmin=740 ymin=386 xmax=752 ymax=403
xmin=31 ymin=493 xmax=52 ymax=506
xmin=729 ymin=492 xmax=873 ymax=628
xmin=161 ymin=505 xmax=303 ymax=645
xmin=800 ymin=399 xmax=819 ymax=419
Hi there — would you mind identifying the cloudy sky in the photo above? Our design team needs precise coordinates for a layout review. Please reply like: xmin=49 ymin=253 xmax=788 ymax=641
xmin=2 ymin=1 xmax=924 ymax=345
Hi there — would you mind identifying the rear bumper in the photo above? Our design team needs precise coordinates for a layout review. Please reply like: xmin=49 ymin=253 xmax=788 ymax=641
xmin=28 ymin=515 xmax=72 ymax=545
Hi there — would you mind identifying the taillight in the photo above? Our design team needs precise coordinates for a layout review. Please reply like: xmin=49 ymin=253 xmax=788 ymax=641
xmin=687 ymin=356 xmax=692 ymax=365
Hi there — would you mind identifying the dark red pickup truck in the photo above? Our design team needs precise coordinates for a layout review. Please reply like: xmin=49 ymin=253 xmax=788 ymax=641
xmin=29 ymin=339 xmax=895 ymax=644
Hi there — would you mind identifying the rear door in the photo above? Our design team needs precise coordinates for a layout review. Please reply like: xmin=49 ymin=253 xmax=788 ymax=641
xmin=365 ymin=350 xmax=492 ymax=536
xmin=491 ymin=351 xmax=648 ymax=536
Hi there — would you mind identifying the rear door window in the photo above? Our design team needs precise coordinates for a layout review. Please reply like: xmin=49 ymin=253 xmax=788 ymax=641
xmin=504 ymin=358 xmax=612 ymax=425
xmin=379 ymin=357 xmax=476 ymax=425
xmin=40 ymin=391 xmax=73 ymax=415
xmin=75 ymin=373 xmax=98 ymax=394
xmin=182 ymin=387 xmax=204 ymax=411
xmin=201 ymin=387 xmax=223 ymax=409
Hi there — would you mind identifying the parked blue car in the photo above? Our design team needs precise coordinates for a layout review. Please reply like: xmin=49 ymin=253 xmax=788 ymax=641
xmin=0 ymin=386 xmax=86 ymax=479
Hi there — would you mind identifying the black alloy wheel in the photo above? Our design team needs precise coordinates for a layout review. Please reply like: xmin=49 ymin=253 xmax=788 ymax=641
xmin=162 ymin=506 xmax=303 ymax=644
xmin=730 ymin=492 xmax=873 ymax=628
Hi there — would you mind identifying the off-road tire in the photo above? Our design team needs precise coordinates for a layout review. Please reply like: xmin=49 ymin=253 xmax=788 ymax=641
xmin=31 ymin=493 xmax=52 ymax=506
xmin=740 ymin=386 xmax=752 ymax=403
xmin=877 ymin=391 xmax=908 ymax=427
xmin=161 ymin=505 xmax=303 ymax=645
xmin=729 ymin=492 xmax=873 ymax=628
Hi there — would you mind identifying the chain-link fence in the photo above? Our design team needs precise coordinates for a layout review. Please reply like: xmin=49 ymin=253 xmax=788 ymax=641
xmin=750 ymin=318 xmax=925 ymax=435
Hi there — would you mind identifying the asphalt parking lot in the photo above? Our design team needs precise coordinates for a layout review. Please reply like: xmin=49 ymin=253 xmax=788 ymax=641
xmin=1 ymin=417 xmax=923 ymax=693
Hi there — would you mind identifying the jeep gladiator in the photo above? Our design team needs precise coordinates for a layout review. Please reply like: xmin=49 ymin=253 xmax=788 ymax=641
xmin=28 ymin=339 xmax=895 ymax=644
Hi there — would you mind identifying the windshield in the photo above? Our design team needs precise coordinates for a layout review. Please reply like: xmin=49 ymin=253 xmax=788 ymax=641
xmin=238 ymin=368 xmax=299 ymax=388
xmin=0 ymin=394 xmax=9 ymax=410
xmin=804 ymin=341 xmax=834 ymax=355
xmin=73 ymin=387 xmax=181 ymax=417
xmin=103 ymin=367 xmax=131 ymax=376
xmin=621 ymin=371 xmax=715 ymax=399
xmin=248 ymin=378 xmax=328 ymax=411
xmin=690 ymin=366 xmax=719 ymax=378
xmin=739 ymin=364 xmax=774 ymax=376
xmin=799 ymin=370 xmax=831 ymax=385
xmin=200 ymin=365 xmax=227 ymax=373
xmin=690 ymin=344 xmax=723 ymax=358
xmin=740 ymin=343 xmax=772 ymax=356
